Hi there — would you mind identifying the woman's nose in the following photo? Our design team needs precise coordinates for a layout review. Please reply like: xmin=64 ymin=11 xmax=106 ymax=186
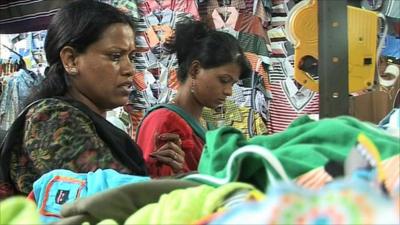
xmin=122 ymin=57 xmax=135 ymax=76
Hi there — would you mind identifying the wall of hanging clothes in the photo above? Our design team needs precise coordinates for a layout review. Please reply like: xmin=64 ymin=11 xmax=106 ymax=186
xmin=0 ymin=30 xmax=46 ymax=135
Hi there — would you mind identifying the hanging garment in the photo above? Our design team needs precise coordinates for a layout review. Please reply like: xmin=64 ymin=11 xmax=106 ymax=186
xmin=268 ymin=57 xmax=293 ymax=81
xmin=136 ymin=104 xmax=205 ymax=177
xmin=267 ymin=80 xmax=319 ymax=133
xmin=0 ymin=69 xmax=43 ymax=131
xmin=187 ymin=115 xmax=400 ymax=191
xmin=136 ymin=0 xmax=200 ymax=20
xmin=129 ymin=69 xmax=177 ymax=109
xmin=206 ymin=7 xmax=267 ymax=39
xmin=0 ymin=0 xmax=69 ymax=34
xmin=0 ymin=97 xmax=147 ymax=199
xmin=131 ymin=51 xmax=178 ymax=108
xmin=108 ymin=0 xmax=140 ymax=21
xmin=267 ymin=56 xmax=319 ymax=133
xmin=381 ymin=35 xmax=400 ymax=59
xmin=198 ymin=0 xmax=246 ymax=20
xmin=55 ymin=179 xmax=200 ymax=225
xmin=238 ymin=32 xmax=270 ymax=57
xmin=381 ymin=0 xmax=400 ymax=20
xmin=198 ymin=0 xmax=269 ymax=27
xmin=270 ymin=2 xmax=290 ymax=27
xmin=243 ymin=0 xmax=271 ymax=27
xmin=31 ymin=169 xmax=150 ymax=224
xmin=244 ymin=52 xmax=271 ymax=89
xmin=135 ymin=9 xmax=189 ymax=52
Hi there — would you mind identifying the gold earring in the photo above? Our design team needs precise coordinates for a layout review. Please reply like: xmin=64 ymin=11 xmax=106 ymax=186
xmin=69 ymin=67 xmax=77 ymax=75
xmin=191 ymin=80 xmax=196 ymax=94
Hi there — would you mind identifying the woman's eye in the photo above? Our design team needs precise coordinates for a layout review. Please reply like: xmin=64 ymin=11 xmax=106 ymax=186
xmin=219 ymin=78 xmax=230 ymax=84
xmin=110 ymin=53 xmax=121 ymax=61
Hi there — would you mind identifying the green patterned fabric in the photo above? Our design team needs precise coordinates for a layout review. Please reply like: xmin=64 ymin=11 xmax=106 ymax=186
xmin=10 ymin=98 xmax=132 ymax=194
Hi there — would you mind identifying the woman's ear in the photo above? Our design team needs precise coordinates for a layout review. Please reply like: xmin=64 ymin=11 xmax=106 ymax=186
xmin=60 ymin=46 xmax=78 ymax=75
xmin=188 ymin=60 xmax=201 ymax=79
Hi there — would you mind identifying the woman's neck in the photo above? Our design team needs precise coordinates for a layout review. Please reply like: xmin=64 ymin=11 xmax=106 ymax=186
xmin=172 ymin=89 xmax=203 ymax=121
xmin=65 ymin=89 xmax=107 ymax=117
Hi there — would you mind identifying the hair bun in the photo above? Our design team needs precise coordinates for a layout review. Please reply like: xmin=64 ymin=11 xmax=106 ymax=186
xmin=171 ymin=21 xmax=209 ymax=63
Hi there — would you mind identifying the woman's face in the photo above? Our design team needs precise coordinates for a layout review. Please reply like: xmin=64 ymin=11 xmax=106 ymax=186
xmin=71 ymin=23 xmax=136 ymax=112
xmin=194 ymin=62 xmax=241 ymax=109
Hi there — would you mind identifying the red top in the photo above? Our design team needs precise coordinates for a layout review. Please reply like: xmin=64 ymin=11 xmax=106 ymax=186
xmin=136 ymin=109 xmax=204 ymax=177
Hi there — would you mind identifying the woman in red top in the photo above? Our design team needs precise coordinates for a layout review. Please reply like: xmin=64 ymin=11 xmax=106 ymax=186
xmin=136 ymin=21 xmax=251 ymax=177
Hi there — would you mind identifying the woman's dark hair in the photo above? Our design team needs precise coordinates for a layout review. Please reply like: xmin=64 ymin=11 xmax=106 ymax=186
xmin=26 ymin=0 xmax=134 ymax=105
xmin=173 ymin=21 xmax=251 ymax=83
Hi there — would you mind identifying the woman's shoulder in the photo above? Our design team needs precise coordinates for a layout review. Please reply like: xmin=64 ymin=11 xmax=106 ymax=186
xmin=25 ymin=98 xmax=91 ymax=122
xmin=144 ymin=108 xmax=187 ymax=123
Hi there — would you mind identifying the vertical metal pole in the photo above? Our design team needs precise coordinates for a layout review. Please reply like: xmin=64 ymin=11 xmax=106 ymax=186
xmin=318 ymin=0 xmax=349 ymax=118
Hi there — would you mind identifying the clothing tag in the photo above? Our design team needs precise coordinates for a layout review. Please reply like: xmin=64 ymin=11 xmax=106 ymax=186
xmin=55 ymin=189 xmax=69 ymax=204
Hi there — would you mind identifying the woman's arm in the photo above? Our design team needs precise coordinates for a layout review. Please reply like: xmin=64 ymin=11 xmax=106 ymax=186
xmin=136 ymin=109 xmax=196 ymax=177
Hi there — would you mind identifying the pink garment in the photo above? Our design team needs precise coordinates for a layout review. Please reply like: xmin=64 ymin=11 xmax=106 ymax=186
xmin=138 ymin=0 xmax=200 ymax=20
xmin=211 ymin=6 xmax=239 ymax=29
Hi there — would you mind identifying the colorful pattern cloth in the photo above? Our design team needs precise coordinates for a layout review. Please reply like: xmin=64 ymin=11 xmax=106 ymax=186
xmin=32 ymin=169 xmax=150 ymax=224
xmin=1 ymin=98 xmax=146 ymax=197
xmin=206 ymin=178 xmax=399 ymax=225
xmin=10 ymin=99 xmax=131 ymax=194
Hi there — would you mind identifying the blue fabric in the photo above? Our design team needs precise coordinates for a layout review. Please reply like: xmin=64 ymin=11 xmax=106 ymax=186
xmin=381 ymin=35 xmax=400 ymax=59
xmin=0 ymin=69 xmax=42 ymax=131
xmin=378 ymin=108 xmax=400 ymax=130
xmin=32 ymin=169 xmax=150 ymax=224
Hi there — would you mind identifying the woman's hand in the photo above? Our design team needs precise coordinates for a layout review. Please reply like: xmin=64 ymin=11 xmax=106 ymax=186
xmin=150 ymin=133 xmax=185 ymax=173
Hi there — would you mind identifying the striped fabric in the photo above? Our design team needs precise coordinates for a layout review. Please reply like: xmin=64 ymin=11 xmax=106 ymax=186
xmin=296 ymin=155 xmax=400 ymax=196
xmin=0 ymin=0 xmax=69 ymax=34
xmin=100 ymin=0 xmax=141 ymax=21
xmin=268 ymin=57 xmax=292 ymax=81
xmin=295 ymin=167 xmax=333 ymax=191
xmin=198 ymin=0 xmax=246 ymax=19
xmin=381 ymin=0 xmax=400 ymax=19
xmin=245 ymin=52 xmax=271 ymax=90
xmin=238 ymin=32 xmax=270 ymax=57
xmin=199 ymin=0 xmax=270 ymax=27
xmin=269 ymin=2 xmax=289 ymax=28
xmin=267 ymin=80 xmax=319 ymax=133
